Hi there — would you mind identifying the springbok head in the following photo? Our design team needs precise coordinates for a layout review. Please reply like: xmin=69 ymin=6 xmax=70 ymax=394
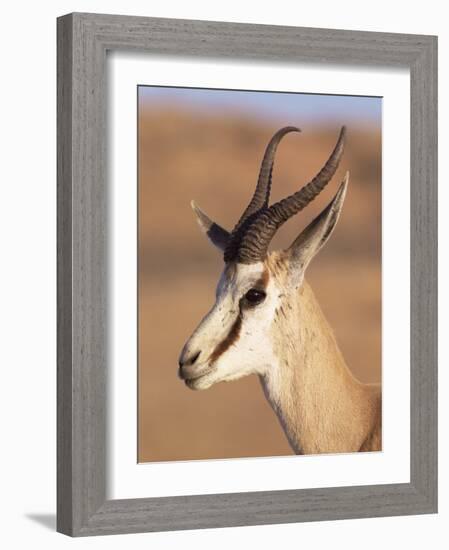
xmin=179 ymin=126 xmax=349 ymax=390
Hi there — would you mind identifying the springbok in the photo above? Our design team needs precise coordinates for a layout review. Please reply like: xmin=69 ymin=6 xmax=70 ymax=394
xmin=178 ymin=126 xmax=381 ymax=454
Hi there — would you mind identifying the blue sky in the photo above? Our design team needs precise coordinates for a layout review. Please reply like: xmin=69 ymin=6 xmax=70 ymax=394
xmin=139 ymin=86 xmax=381 ymax=127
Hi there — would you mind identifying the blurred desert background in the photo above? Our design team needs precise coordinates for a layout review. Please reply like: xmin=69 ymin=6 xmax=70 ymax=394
xmin=138 ymin=87 xmax=382 ymax=462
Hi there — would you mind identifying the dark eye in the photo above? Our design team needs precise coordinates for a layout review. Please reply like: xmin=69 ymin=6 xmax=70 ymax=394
xmin=243 ymin=288 xmax=266 ymax=306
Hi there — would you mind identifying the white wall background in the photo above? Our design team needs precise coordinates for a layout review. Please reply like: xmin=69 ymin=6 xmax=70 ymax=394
xmin=0 ymin=1 xmax=445 ymax=548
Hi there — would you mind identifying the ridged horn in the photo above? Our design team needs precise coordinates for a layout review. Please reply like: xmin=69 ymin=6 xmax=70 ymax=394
xmin=224 ymin=126 xmax=300 ymax=263
xmin=233 ymin=126 xmax=346 ymax=264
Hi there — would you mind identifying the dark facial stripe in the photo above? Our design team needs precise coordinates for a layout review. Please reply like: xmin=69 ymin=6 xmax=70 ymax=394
xmin=209 ymin=267 xmax=268 ymax=364
xmin=210 ymin=313 xmax=242 ymax=364
xmin=254 ymin=267 xmax=270 ymax=290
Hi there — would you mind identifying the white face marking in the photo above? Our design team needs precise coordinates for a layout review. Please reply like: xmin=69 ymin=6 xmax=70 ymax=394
xmin=179 ymin=262 xmax=281 ymax=390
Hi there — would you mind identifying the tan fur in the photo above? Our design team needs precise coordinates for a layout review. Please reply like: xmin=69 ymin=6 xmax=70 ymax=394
xmin=182 ymin=176 xmax=381 ymax=454
xmin=259 ymin=253 xmax=381 ymax=454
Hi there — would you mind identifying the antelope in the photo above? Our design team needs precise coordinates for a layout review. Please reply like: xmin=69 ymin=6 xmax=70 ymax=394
xmin=178 ymin=126 xmax=381 ymax=454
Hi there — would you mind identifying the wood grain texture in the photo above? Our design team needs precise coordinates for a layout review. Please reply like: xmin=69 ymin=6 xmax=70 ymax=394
xmin=57 ymin=12 xmax=438 ymax=536
xmin=57 ymin=14 xmax=74 ymax=536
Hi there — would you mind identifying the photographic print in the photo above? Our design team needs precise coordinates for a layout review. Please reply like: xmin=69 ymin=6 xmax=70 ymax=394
xmin=138 ymin=86 xmax=382 ymax=462
xmin=57 ymin=15 xmax=437 ymax=535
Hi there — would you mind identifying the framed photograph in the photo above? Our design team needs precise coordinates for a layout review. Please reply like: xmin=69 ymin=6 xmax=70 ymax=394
xmin=57 ymin=12 xmax=437 ymax=536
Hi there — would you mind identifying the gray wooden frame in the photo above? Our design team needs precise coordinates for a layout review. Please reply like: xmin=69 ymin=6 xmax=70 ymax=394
xmin=57 ymin=12 xmax=437 ymax=537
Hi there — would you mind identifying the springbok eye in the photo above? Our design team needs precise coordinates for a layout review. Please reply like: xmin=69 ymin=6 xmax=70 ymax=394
xmin=243 ymin=288 xmax=266 ymax=306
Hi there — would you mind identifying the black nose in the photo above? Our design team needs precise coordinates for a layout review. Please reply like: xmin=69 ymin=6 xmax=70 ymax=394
xmin=178 ymin=350 xmax=201 ymax=368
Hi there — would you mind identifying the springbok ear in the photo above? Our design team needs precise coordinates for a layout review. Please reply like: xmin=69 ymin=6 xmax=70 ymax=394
xmin=286 ymin=172 xmax=349 ymax=276
xmin=191 ymin=200 xmax=230 ymax=252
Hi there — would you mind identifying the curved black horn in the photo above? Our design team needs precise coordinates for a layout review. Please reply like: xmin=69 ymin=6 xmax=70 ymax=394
xmin=233 ymin=126 xmax=346 ymax=264
xmin=224 ymin=126 xmax=300 ymax=263
xmin=237 ymin=126 xmax=301 ymax=222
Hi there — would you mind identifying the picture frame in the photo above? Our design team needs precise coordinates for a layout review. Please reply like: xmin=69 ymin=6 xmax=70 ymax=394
xmin=57 ymin=12 xmax=437 ymax=536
